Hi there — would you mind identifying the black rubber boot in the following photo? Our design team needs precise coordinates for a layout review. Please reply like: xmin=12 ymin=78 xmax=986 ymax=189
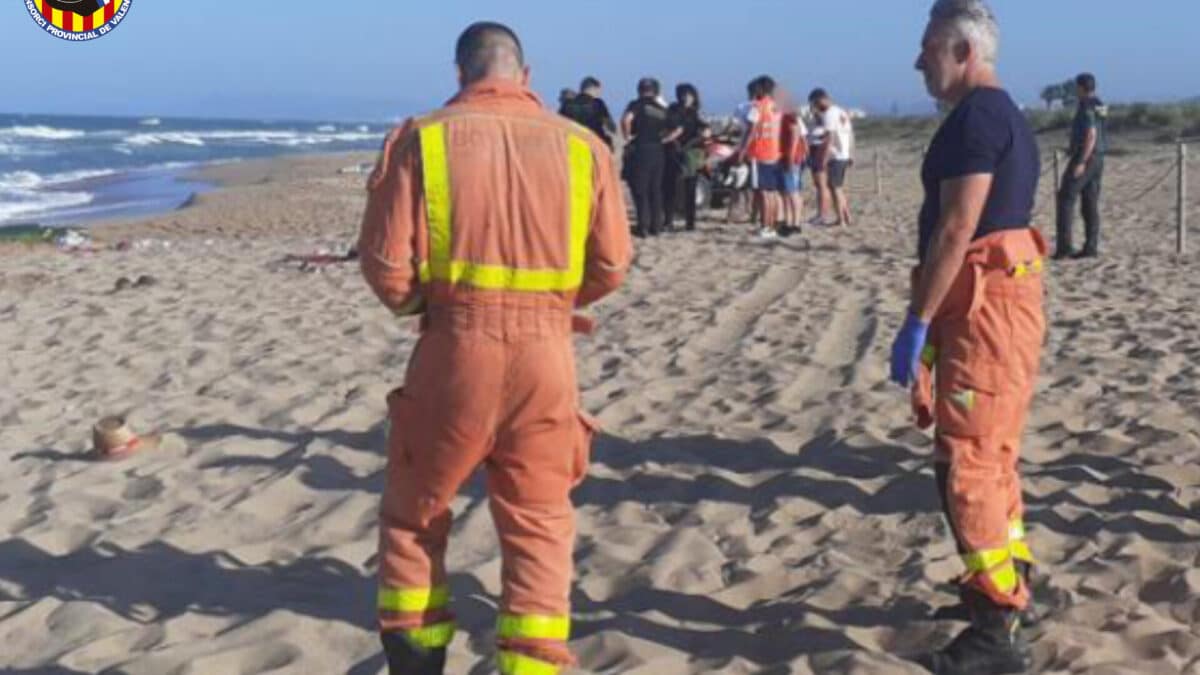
xmin=1015 ymin=561 xmax=1042 ymax=628
xmin=924 ymin=589 xmax=1033 ymax=675
xmin=381 ymin=633 xmax=447 ymax=675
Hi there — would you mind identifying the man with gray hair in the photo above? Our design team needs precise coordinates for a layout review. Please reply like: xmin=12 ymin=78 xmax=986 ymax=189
xmin=891 ymin=1 xmax=1044 ymax=671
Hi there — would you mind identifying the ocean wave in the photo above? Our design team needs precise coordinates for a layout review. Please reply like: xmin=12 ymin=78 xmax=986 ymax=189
xmin=0 ymin=169 xmax=117 ymax=190
xmin=121 ymin=129 xmax=380 ymax=148
xmin=0 ymin=171 xmax=94 ymax=223
xmin=140 ymin=117 xmax=162 ymax=126
xmin=0 ymin=125 xmax=87 ymax=141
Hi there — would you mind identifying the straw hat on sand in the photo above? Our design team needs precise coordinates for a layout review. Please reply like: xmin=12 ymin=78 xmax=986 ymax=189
xmin=92 ymin=416 xmax=164 ymax=461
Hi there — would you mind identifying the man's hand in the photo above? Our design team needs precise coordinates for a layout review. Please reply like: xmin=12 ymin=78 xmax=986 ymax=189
xmin=890 ymin=313 xmax=930 ymax=387
xmin=1072 ymin=161 xmax=1086 ymax=179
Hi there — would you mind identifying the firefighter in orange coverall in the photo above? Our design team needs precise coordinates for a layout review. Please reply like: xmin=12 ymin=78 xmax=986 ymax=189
xmin=358 ymin=22 xmax=632 ymax=675
xmin=891 ymin=3 xmax=1044 ymax=674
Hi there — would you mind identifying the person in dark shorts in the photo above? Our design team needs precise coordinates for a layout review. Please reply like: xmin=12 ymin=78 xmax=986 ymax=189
xmin=622 ymin=78 xmax=682 ymax=237
xmin=559 ymin=76 xmax=617 ymax=149
xmin=1054 ymin=72 xmax=1107 ymax=259
xmin=664 ymin=83 xmax=704 ymax=231
xmin=810 ymin=88 xmax=856 ymax=226
xmin=890 ymin=1 xmax=1046 ymax=673
xmin=738 ymin=76 xmax=784 ymax=240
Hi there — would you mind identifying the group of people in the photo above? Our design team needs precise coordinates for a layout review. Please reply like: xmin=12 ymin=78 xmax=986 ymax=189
xmin=560 ymin=76 xmax=706 ymax=236
xmin=558 ymin=74 xmax=858 ymax=240
xmin=734 ymin=78 xmax=857 ymax=240
xmin=359 ymin=1 xmax=1079 ymax=673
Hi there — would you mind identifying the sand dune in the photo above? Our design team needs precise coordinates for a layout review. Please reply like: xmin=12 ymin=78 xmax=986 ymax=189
xmin=2 ymin=142 xmax=1198 ymax=673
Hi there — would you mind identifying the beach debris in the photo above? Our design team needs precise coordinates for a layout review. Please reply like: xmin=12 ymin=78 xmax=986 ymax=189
xmin=276 ymin=248 xmax=359 ymax=272
xmin=54 ymin=229 xmax=91 ymax=251
xmin=92 ymin=416 xmax=162 ymax=461
xmin=339 ymin=162 xmax=376 ymax=175
xmin=112 ymin=274 xmax=160 ymax=293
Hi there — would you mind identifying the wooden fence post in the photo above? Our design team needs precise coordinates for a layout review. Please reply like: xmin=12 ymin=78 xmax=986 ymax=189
xmin=1179 ymin=143 xmax=1188 ymax=254
xmin=874 ymin=151 xmax=882 ymax=197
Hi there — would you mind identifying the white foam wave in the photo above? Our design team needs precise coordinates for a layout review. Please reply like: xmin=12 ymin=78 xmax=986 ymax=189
xmin=140 ymin=117 xmax=162 ymax=126
xmin=0 ymin=125 xmax=86 ymax=141
xmin=317 ymin=124 xmax=337 ymax=132
xmin=121 ymin=129 xmax=379 ymax=148
xmin=0 ymin=171 xmax=94 ymax=223
xmin=0 ymin=169 xmax=117 ymax=190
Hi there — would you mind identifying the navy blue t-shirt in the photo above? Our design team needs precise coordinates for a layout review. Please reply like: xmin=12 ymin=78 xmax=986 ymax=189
xmin=918 ymin=87 xmax=1040 ymax=261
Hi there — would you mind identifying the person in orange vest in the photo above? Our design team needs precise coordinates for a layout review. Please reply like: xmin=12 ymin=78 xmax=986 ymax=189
xmin=358 ymin=21 xmax=632 ymax=675
xmin=736 ymin=75 xmax=784 ymax=241
xmin=891 ymin=1 xmax=1044 ymax=672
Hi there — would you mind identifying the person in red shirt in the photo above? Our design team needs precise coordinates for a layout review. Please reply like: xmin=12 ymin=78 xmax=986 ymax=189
xmin=779 ymin=108 xmax=809 ymax=230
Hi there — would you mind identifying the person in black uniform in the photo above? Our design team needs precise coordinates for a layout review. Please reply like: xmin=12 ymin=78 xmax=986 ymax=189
xmin=559 ymin=76 xmax=616 ymax=149
xmin=622 ymin=78 xmax=682 ymax=237
xmin=664 ymin=83 xmax=704 ymax=232
xmin=1054 ymin=72 xmax=1107 ymax=260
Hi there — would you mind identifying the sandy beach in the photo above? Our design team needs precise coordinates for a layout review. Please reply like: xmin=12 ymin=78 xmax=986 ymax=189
xmin=2 ymin=140 xmax=1199 ymax=674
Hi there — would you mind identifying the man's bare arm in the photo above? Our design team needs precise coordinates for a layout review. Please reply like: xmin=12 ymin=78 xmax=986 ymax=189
xmin=912 ymin=173 xmax=994 ymax=321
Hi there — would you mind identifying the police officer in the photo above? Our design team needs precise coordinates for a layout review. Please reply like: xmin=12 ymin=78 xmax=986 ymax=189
xmin=1054 ymin=72 xmax=1107 ymax=260
xmin=622 ymin=78 xmax=683 ymax=237
xmin=560 ymin=76 xmax=616 ymax=149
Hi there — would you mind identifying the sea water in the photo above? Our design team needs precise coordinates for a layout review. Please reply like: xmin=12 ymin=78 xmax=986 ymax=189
xmin=0 ymin=112 xmax=385 ymax=227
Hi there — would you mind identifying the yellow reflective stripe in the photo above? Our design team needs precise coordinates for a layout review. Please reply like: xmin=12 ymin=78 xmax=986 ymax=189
xmin=496 ymin=614 xmax=571 ymax=641
xmin=416 ymin=125 xmax=591 ymax=292
xmin=377 ymin=585 xmax=450 ymax=613
xmin=920 ymin=344 xmax=938 ymax=367
xmin=419 ymin=123 xmax=452 ymax=282
xmin=420 ymin=260 xmax=577 ymax=292
xmin=987 ymin=562 xmax=1019 ymax=593
xmin=497 ymin=651 xmax=561 ymax=675
xmin=1010 ymin=540 xmax=1035 ymax=565
xmin=962 ymin=548 xmax=1011 ymax=574
xmin=1008 ymin=519 xmax=1026 ymax=542
xmin=402 ymin=621 xmax=456 ymax=649
xmin=1012 ymin=258 xmax=1044 ymax=278
xmin=567 ymin=134 xmax=593 ymax=289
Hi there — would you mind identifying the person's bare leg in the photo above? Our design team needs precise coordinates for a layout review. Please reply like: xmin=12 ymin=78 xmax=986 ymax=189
xmin=816 ymin=174 xmax=832 ymax=223
xmin=780 ymin=191 xmax=793 ymax=227
xmin=834 ymin=187 xmax=852 ymax=227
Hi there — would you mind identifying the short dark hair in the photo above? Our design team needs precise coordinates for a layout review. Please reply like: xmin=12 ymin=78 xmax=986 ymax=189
xmin=675 ymin=83 xmax=701 ymax=111
xmin=637 ymin=77 xmax=660 ymax=97
xmin=455 ymin=22 xmax=524 ymax=81
xmin=808 ymin=87 xmax=829 ymax=103
xmin=756 ymin=76 xmax=776 ymax=97
xmin=1075 ymin=72 xmax=1097 ymax=94
xmin=580 ymin=76 xmax=601 ymax=91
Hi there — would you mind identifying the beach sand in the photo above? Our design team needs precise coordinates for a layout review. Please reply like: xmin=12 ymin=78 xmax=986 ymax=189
xmin=2 ymin=142 xmax=1198 ymax=674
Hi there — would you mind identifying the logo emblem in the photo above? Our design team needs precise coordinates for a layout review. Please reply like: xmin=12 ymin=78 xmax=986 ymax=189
xmin=24 ymin=0 xmax=132 ymax=42
xmin=948 ymin=389 xmax=976 ymax=412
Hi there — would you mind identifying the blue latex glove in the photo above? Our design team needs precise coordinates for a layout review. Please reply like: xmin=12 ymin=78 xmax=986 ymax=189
xmin=890 ymin=313 xmax=930 ymax=387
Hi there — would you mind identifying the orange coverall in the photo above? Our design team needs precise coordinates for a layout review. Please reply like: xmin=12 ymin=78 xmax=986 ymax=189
xmin=359 ymin=79 xmax=632 ymax=672
xmin=912 ymin=228 xmax=1047 ymax=609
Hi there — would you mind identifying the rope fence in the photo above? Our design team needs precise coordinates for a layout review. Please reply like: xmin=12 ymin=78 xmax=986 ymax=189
xmin=866 ymin=141 xmax=1193 ymax=254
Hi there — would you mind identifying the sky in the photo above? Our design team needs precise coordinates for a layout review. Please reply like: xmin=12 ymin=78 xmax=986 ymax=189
xmin=1 ymin=0 xmax=1197 ymax=122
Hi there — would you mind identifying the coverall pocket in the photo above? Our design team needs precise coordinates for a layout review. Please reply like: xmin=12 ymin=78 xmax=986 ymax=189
xmin=385 ymin=387 xmax=413 ymax=465
xmin=573 ymin=411 xmax=600 ymax=486
xmin=935 ymin=362 xmax=1005 ymax=439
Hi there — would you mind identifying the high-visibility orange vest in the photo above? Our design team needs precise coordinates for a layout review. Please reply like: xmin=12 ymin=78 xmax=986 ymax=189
xmin=746 ymin=97 xmax=781 ymax=162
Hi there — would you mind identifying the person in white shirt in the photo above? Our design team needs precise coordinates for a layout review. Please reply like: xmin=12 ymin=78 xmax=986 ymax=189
xmin=809 ymin=88 xmax=856 ymax=227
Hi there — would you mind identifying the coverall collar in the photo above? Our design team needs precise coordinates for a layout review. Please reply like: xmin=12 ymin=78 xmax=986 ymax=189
xmin=448 ymin=78 xmax=544 ymax=110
